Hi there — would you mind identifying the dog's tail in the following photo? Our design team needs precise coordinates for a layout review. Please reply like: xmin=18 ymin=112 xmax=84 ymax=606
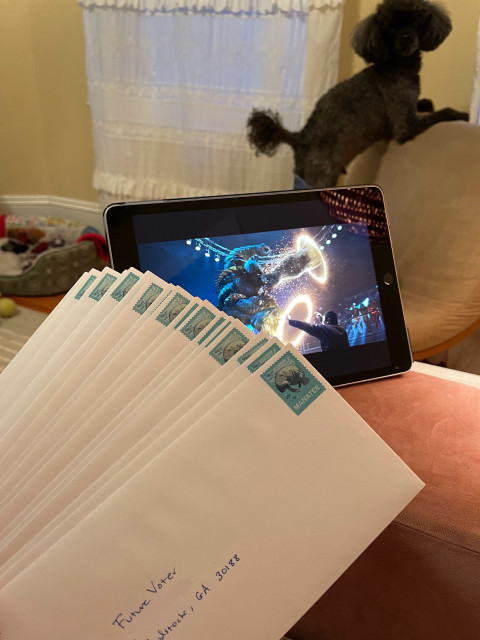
xmin=246 ymin=108 xmax=299 ymax=156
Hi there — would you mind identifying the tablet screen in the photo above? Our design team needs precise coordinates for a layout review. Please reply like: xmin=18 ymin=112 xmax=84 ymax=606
xmin=104 ymin=186 xmax=411 ymax=386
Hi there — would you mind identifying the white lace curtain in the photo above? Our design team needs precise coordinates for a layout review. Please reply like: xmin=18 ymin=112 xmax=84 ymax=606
xmin=79 ymin=0 xmax=345 ymax=204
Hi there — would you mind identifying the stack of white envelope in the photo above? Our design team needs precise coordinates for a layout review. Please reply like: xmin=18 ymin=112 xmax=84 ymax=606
xmin=0 ymin=267 xmax=424 ymax=640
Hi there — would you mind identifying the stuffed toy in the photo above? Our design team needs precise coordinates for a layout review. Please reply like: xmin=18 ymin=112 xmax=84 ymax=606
xmin=246 ymin=0 xmax=469 ymax=188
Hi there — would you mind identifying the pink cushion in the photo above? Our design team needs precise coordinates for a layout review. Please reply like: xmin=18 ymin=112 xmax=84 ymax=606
xmin=288 ymin=371 xmax=480 ymax=640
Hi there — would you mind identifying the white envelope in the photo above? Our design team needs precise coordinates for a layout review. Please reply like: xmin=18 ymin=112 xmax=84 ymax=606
xmin=0 ymin=274 xmax=170 ymax=512
xmin=0 ymin=297 xmax=223 ymax=550
xmin=2 ymin=283 xmax=176 ymax=498
xmin=0 ymin=344 xmax=423 ymax=640
xmin=1 ymin=273 xmax=166 ymax=496
xmin=0 ymin=269 xmax=103 ymax=413
xmin=0 ymin=333 xmax=276 ymax=588
xmin=3 ymin=319 xmax=250 ymax=557
xmin=0 ymin=282 xmax=175 ymax=499
xmin=0 ymin=291 xmax=197 ymax=529
xmin=0 ymin=267 xmax=126 ymax=438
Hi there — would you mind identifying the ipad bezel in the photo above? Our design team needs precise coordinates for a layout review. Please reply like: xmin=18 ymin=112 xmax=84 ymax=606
xmin=103 ymin=186 xmax=412 ymax=387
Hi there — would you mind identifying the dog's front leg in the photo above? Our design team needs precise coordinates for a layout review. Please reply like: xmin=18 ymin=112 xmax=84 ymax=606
xmin=414 ymin=107 xmax=469 ymax=137
xmin=388 ymin=101 xmax=469 ymax=143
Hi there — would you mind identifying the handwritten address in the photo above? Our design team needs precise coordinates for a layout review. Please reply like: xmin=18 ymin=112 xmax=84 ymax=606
xmin=112 ymin=568 xmax=177 ymax=630
xmin=215 ymin=554 xmax=240 ymax=582
xmin=111 ymin=557 xmax=240 ymax=639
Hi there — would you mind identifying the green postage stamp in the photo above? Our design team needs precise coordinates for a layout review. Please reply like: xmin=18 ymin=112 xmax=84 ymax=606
xmin=156 ymin=293 xmax=190 ymax=327
xmin=132 ymin=283 xmax=164 ymax=314
xmin=74 ymin=274 xmax=97 ymax=300
xmin=261 ymin=351 xmax=326 ymax=415
xmin=180 ymin=306 xmax=217 ymax=340
xmin=88 ymin=273 xmax=118 ymax=301
xmin=209 ymin=327 xmax=250 ymax=365
xmin=111 ymin=272 xmax=140 ymax=302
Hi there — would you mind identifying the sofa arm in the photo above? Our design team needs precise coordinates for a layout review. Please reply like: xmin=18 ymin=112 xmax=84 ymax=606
xmin=288 ymin=369 xmax=480 ymax=640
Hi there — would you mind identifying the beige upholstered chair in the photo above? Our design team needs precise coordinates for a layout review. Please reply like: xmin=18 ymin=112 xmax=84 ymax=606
xmin=343 ymin=121 xmax=480 ymax=360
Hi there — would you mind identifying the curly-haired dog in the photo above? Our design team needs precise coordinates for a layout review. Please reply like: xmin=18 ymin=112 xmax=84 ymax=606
xmin=246 ymin=0 xmax=469 ymax=188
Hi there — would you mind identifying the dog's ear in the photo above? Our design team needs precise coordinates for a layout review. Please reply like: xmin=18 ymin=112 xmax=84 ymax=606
xmin=420 ymin=1 xmax=452 ymax=50
xmin=351 ymin=14 xmax=386 ymax=64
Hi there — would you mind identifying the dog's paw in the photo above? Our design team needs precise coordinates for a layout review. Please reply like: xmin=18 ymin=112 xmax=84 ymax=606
xmin=440 ymin=108 xmax=469 ymax=122
xmin=417 ymin=98 xmax=434 ymax=112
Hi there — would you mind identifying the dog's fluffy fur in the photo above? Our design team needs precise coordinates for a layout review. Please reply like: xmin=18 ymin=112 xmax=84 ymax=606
xmin=246 ymin=0 xmax=469 ymax=188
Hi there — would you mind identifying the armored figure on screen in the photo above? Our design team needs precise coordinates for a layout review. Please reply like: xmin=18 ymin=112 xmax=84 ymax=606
xmin=217 ymin=245 xmax=278 ymax=332
xmin=217 ymin=242 xmax=322 ymax=333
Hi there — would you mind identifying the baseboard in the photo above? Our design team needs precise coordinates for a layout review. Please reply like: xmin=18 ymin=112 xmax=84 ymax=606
xmin=0 ymin=195 xmax=103 ymax=230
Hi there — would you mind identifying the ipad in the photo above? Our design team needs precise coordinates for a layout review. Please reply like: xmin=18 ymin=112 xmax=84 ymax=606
xmin=104 ymin=186 xmax=411 ymax=387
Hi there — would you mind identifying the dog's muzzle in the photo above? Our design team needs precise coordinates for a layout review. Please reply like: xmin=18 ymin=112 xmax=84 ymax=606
xmin=396 ymin=29 xmax=419 ymax=56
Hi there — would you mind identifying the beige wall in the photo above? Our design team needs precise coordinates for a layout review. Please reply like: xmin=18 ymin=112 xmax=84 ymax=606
xmin=0 ymin=0 xmax=478 ymax=202
xmin=0 ymin=0 xmax=97 ymax=201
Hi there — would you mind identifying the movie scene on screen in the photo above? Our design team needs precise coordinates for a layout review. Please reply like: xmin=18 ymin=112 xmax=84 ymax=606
xmin=137 ymin=221 xmax=386 ymax=357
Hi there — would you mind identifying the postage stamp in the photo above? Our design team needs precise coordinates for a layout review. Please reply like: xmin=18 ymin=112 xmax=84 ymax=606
xmin=246 ymin=343 xmax=281 ymax=374
xmin=180 ymin=306 xmax=217 ymax=341
xmin=209 ymin=327 xmax=250 ymax=365
xmin=197 ymin=317 xmax=227 ymax=346
xmin=132 ymin=283 xmax=165 ymax=315
xmin=260 ymin=350 xmax=325 ymax=415
xmin=237 ymin=337 xmax=269 ymax=365
xmin=156 ymin=293 xmax=190 ymax=326
xmin=75 ymin=274 xmax=97 ymax=300
xmin=88 ymin=273 xmax=118 ymax=301
xmin=111 ymin=272 xmax=140 ymax=302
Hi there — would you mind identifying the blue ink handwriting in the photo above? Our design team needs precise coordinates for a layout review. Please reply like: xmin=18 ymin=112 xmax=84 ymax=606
xmin=112 ymin=568 xmax=176 ymax=631
xmin=145 ymin=568 xmax=177 ymax=594
xmin=112 ymin=600 xmax=150 ymax=630
xmin=216 ymin=554 xmax=240 ymax=582
xmin=153 ymin=609 xmax=188 ymax=640
xmin=125 ymin=557 xmax=239 ymax=640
